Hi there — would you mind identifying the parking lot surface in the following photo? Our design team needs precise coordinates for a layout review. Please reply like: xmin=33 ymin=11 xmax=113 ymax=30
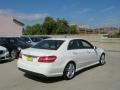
xmin=0 ymin=52 xmax=120 ymax=90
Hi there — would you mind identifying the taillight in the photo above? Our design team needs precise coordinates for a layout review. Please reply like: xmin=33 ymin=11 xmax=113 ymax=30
xmin=19 ymin=52 xmax=22 ymax=59
xmin=38 ymin=56 xmax=57 ymax=63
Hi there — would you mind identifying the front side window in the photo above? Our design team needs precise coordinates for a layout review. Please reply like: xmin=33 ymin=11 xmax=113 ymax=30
xmin=32 ymin=40 xmax=64 ymax=50
xmin=81 ymin=40 xmax=93 ymax=49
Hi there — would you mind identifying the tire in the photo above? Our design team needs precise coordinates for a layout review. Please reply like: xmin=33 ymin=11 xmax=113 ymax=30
xmin=63 ymin=62 xmax=76 ymax=80
xmin=11 ymin=49 xmax=17 ymax=59
xmin=99 ymin=54 xmax=105 ymax=65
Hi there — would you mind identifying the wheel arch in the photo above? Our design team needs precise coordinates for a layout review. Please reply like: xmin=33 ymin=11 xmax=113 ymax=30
xmin=62 ymin=60 xmax=76 ymax=80
xmin=64 ymin=60 xmax=76 ymax=70
xmin=101 ymin=52 xmax=105 ymax=57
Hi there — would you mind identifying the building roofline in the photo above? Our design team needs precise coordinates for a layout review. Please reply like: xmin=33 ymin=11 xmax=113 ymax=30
xmin=13 ymin=19 xmax=24 ymax=26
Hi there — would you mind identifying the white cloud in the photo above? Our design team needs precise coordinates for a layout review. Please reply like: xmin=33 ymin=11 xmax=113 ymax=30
xmin=76 ymin=8 xmax=91 ymax=15
xmin=100 ymin=6 xmax=115 ymax=13
xmin=0 ymin=9 xmax=48 ymax=21
xmin=15 ymin=13 xmax=48 ymax=21
xmin=0 ymin=9 xmax=13 ymax=15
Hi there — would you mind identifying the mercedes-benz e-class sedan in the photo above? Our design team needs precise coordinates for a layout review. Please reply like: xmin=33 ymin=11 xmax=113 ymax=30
xmin=17 ymin=38 xmax=105 ymax=80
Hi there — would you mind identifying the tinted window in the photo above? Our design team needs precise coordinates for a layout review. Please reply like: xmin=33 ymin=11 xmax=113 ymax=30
xmin=81 ymin=40 xmax=93 ymax=49
xmin=68 ymin=40 xmax=83 ymax=50
xmin=9 ymin=39 xmax=16 ymax=44
xmin=32 ymin=40 xmax=64 ymax=50
xmin=39 ymin=36 xmax=50 ymax=39
xmin=20 ymin=37 xmax=30 ymax=42
xmin=0 ymin=38 xmax=5 ymax=44
xmin=30 ymin=37 xmax=42 ymax=42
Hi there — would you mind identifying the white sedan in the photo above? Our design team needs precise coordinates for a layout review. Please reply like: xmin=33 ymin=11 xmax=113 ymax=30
xmin=17 ymin=38 xmax=105 ymax=80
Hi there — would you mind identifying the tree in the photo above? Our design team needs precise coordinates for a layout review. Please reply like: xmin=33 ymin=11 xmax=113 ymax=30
xmin=70 ymin=25 xmax=78 ymax=34
xmin=24 ymin=26 xmax=33 ymax=35
xmin=24 ymin=16 xmax=79 ymax=35
xmin=55 ymin=19 xmax=70 ymax=34
xmin=42 ymin=16 xmax=56 ymax=34
xmin=25 ymin=24 xmax=42 ymax=35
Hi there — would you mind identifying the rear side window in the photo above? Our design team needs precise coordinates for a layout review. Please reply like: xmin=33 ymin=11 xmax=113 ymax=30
xmin=32 ymin=40 xmax=64 ymax=50
xmin=68 ymin=39 xmax=83 ymax=50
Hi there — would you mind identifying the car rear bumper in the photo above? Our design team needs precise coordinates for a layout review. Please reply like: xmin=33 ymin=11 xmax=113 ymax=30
xmin=17 ymin=60 xmax=63 ymax=77
xmin=18 ymin=68 xmax=47 ymax=77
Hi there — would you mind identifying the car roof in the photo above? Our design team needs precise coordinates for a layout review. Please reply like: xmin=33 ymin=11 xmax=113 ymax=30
xmin=46 ymin=38 xmax=83 ymax=41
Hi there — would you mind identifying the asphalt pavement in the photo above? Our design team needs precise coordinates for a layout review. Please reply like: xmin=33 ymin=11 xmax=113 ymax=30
xmin=0 ymin=51 xmax=120 ymax=90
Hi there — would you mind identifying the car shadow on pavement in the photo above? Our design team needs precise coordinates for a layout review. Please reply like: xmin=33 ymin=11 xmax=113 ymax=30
xmin=75 ymin=64 xmax=100 ymax=76
xmin=24 ymin=64 xmax=100 ymax=83
xmin=24 ymin=73 xmax=64 ymax=83
xmin=0 ymin=59 xmax=14 ymax=64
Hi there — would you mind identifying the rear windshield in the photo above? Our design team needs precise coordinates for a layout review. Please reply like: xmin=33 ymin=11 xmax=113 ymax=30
xmin=32 ymin=40 xmax=64 ymax=50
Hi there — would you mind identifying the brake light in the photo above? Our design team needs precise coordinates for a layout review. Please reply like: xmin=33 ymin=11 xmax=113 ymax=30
xmin=38 ymin=56 xmax=57 ymax=63
xmin=19 ymin=52 xmax=22 ymax=59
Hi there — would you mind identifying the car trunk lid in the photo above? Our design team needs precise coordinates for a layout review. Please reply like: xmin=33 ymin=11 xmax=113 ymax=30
xmin=20 ymin=48 xmax=56 ymax=65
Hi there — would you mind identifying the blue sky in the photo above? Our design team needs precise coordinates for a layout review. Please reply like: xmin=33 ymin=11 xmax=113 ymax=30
xmin=0 ymin=0 xmax=120 ymax=27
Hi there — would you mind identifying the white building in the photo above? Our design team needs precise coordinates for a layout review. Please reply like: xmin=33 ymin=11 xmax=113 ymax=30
xmin=0 ymin=15 xmax=24 ymax=37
